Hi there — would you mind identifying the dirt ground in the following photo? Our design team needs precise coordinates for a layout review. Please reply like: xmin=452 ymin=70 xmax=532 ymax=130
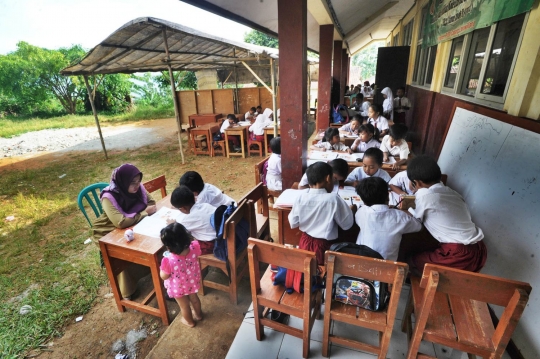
xmin=3 ymin=118 xmax=265 ymax=359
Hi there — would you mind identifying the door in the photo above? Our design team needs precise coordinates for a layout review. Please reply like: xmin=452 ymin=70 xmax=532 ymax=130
xmin=373 ymin=47 xmax=410 ymax=106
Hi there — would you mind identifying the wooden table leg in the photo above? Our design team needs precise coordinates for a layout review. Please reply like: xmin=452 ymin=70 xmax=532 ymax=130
xmin=151 ymin=252 xmax=170 ymax=325
xmin=225 ymin=132 xmax=231 ymax=158
xmin=241 ymin=129 xmax=246 ymax=158
xmin=99 ymin=242 xmax=126 ymax=312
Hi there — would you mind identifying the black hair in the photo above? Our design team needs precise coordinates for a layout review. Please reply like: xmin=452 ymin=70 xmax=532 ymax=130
xmin=170 ymin=186 xmax=196 ymax=208
xmin=369 ymin=103 xmax=382 ymax=115
xmin=227 ymin=114 xmax=238 ymax=122
xmin=269 ymin=136 xmax=281 ymax=154
xmin=363 ymin=147 xmax=384 ymax=165
xmin=355 ymin=177 xmax=389 ymax=206
xmin=160 ymin=222 xmax=193 ymax=255
xmin=329 ymin=158 xmax=349 ymax=179
xmin=179 ymin=171 xmax=205 ymax=193
xmin=358 ymin=123 xmax=380 ymax=140
xmin=388 ymin=124 xmax=408 ymax=141
xmin=306 ymin=162 xmax=333 ymax=186
xmin=351 ymin=115 xmax=362 ymax=124
xmin=323 ymin=127 xmax=340 ymax=142
xmin=250 ymin=107 xmax=257 ymax=112
xmin=355 ymin=93 xmax=364 ymax=101
xmin=397 ymin=86 xmax=405 ymax=92
xmin=407 ymin=155 xmax=441 ymax=185
xmin=256 ymin=105 xmax=263 ymax=110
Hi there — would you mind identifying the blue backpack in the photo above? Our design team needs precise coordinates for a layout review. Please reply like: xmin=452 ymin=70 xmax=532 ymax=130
xmin=332 ymin=104 xmax=350 ymax=124
xmin=210 ymin=202 xmax=250 ymax=281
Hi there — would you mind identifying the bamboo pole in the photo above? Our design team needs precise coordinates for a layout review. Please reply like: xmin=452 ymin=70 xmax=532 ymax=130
xmin=83 ymin=75 xmax=108 ymax=159
xmin=241 ymin=61 xmax=274 ymax=94
xmin=163 ymin=28 xmax=185 ymax=164
xmin=270 ymin=58 xmax=278 ymax=137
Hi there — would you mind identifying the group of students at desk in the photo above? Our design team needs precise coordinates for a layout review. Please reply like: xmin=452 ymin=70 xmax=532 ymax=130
xmin=217 ymin=104 xmax=278 ymax=153
xmin=346 ymin=84 xmax=411 ymax=125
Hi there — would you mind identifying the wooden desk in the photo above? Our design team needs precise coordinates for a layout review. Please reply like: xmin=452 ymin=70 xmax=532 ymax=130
xmin=263 ymin=125 xmax=280 ymax=156
xmin=190 ymin=123 xmax=220 ymax=157
xmin=315 ymin=132 xmax=356 ymax=147
xmin=188 ymin=113 xmax=222 ymax=128
xmin=225 ymin=124 xmax=249 ymax=158
xmin=99 ymin=197 xmax=171 ymax=325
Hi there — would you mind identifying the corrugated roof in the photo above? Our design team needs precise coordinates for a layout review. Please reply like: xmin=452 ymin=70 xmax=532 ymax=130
xmin=61 ymin=17 xmax=280 ymax=76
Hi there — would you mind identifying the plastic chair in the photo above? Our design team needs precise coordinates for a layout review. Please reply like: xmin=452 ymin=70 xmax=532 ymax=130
xmin=77 ymin=183 xmax=109 ymax=226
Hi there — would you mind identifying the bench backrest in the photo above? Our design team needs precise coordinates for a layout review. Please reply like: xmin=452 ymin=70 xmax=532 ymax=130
xmin=248 ymin=238 xmax=316 ymax=275
xmin=143 ymin=175 xmax=167 ymax=198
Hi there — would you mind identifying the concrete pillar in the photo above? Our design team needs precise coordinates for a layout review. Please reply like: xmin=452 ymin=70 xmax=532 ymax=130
xmin=331 ymin=40 xmax=343 ymax=105
xmin=278 ymin=0 xmax=308 ymax=189
xmin=317 ymin=24 xmax=334 ymax=131
xmin=340 ymin=49 xmax=349 ymax=103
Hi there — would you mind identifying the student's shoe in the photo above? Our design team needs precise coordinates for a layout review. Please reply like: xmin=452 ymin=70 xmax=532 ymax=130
xmin=233 ymin=146 xmax=242 ymax=153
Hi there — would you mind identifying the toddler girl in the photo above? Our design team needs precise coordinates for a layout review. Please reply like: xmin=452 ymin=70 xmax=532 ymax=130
xmin=160 ymin=223 xmax=203 ymax=328
xmin=350 ymin=124 xmax=380 ymax=153
xmin=311 ymin=127 xmax=352 ymax=154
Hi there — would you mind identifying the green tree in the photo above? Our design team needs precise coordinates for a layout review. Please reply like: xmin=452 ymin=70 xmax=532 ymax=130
xmin=351 ymin=41 xmax=383 ymax=82
xmin=244 ymin=30 xmax=279 ymax=48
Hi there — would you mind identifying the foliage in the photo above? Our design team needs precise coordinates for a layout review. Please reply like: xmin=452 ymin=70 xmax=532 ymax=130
xmin=83 ymin=74 xmax=133 ymax=113
xmin=131 ymin=71 xmax=196 ymax=108
xmin=351 ymin=41 xmax=384 ymax=82
xmin=244 ymin=30 xmax=279 ymax=48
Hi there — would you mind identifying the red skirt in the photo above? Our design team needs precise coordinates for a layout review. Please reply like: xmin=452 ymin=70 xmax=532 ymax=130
xmin=299 ymin=232 xmax=333 ymax=265
xmin=409 ymin=241 xmax=487 ymax=276
xmin=250 ymin=133 xmax=265 ymax=142
xmin=198 ymin=240 xmax=215 ymax=256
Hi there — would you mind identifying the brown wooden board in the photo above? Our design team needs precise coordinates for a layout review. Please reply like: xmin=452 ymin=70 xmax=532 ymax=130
xmin=178 ymin=91 xmax=197 ymax=125
xmin=212 ymin=89 xmax=235 ymax=115
xmin=238 ymin=88 xmax=260 ymax=114
xmin=196 ymin=90 xmax=213 ymax=114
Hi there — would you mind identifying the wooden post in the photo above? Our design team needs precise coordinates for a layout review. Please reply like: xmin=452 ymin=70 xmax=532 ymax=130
xmin=162 ymin=28 xmax=185 ymax=164
xmin=270 ymin=58 xmax=278 ymax=137
xmin=233 ymin=47 xmax=239 ymax=114
xmin=83 ymin=75 xmax=108 ymax=159
xmin=278 ymin=0 xmax=307 ymax=189
xmin=340 ymin=49 xmax=349 ymax=103
xmin=332 ymin=40 xmax=343 ymax=105
xmin=317 ymin=24 xmax=334 ymax=131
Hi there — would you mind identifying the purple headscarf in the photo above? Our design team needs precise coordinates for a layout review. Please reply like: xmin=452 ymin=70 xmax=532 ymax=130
xmin=100 ymin=164 xmax=148 ymax=218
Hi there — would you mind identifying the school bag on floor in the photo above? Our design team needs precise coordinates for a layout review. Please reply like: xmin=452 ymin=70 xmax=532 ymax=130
xmin=329 ymin=242 xmax=389 ymax=311
xmin=332 ymin=104 xmax=350 ymax=124
xmin=210 ymin=202 xmax=250 ymax=281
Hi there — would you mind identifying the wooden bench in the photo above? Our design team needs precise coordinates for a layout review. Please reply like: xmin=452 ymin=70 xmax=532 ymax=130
xmin=248 ymin=238 xmax=322 ymax=358
xmin=239 ymin=183 xmax=270 ymax=242
xmin=402 ymin=264 xmax=532 ymax=359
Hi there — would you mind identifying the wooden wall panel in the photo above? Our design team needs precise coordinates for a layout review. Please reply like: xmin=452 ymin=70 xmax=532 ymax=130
xmin=212 ymin=89 xmax=234 ymax=116
xmin=406 ymin=86 xmax=434 ymax=154
xmin=425 ymin=93 xmax=458 ymax=158
xmin=238 ymin=88 xmax=260 ymax=114
xmin=178 ymin=91 xmax=197 ymax=125
xmin=195 ymin=90 xmax=213 ymax=114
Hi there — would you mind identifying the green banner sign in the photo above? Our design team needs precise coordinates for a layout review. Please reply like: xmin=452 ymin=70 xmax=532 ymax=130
xmin=423 ymin=0 xmax=534 ymax=47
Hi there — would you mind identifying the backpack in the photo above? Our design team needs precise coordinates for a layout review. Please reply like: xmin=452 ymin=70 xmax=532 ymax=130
xmin=210 ymin=202 xmax=250 ymax=281
xmin=260 ymin=160 xmax=269 ymax=186
xmin=271 ymin=265 xmax=323 ymax=294
xmin=329 ymin=242 xmax=389 ymax=311
xmin=332 ymin=104 xmax=350 ymax=124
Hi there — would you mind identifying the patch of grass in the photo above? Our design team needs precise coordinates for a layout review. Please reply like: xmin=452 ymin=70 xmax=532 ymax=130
xmin=0 ymin=104 xmax=175 ymax=138
xmin=0 ymin=138 xmax=261 ymax=357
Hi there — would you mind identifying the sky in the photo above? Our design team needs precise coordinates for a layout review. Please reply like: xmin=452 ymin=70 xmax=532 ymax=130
xmin=0 ymin=0 xmax=252 ymax=54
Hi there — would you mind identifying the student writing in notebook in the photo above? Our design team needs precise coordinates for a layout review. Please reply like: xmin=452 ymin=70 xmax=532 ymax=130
xmin=380 ymin=123 xmax=410 ymax=170
xmin=298 ymin=158 xmax=349 ymax=189
xmin=344 ymin=147 xmax=391 ymax=187
xmin=179 ymin=171 xmax=233 ymax=207
xmin=339 ymin=116 xmax=361 ymax=136
xmin=289 ymin=162 xmax=355 ymax=265
xmin=311 ymin=127 xmax=352 ymax=154
xmin=350 ymin=124 xmax=380 ymax=153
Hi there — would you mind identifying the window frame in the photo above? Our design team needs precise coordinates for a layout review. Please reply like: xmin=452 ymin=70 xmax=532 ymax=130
xmin=393 ymin=33 xmax=400 ymax=46
xmin=412 ymin=5 xmax=430 ymax=87
xmin=441 ymin=13 xmax=528 ymax=105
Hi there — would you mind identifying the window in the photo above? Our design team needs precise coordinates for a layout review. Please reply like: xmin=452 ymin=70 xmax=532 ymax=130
xmin=442 ymin=13 xmax=526 ymax=103
xmin=393 ymin=33 xmax=399 ymax=46
xmin=412 ymin=6 xmax=431 ymax=86
xmin=403 ymin=20 xmax=414 ymax=46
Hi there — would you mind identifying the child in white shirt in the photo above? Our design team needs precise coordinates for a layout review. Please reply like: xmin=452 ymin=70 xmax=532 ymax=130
xmin=266 ymin=137 xmax=282 ymax=191
xmin=380 ymin=124 xmax=410 ymax=170
xmin=367 ymin=104 xmax=390 ymax=137
xmin=179 ymin=171 xmax=234 ymax=207
xmin=388 ymin=170 xmax=414 ymax=204
xmin=220 ymin=114 xmax=241 ymax=151
xmin=350 ymin=124 xmax=380 ymax=153
xmin=339 ymin=116 xmax=361 ymax=136
xmin=245 ymin=107 xmax=258 ymax=122
xmin=289 ymin=162 xmax=355 ymax=264
xmin=298 ymin=158 xmax=349 ymax=189
xmin=311 ymin=127 xmax=352 ymax=154
xmin=355 ymin=177 xmax=421 ymax=261
xmin=344 ymin=147 xmax=391 ymax=187
xmin=381 ymin=87 xmax=394 ymax=121
xmin=171 ymin=186 xmax=217 ymax=255
xmin=407 ymin=155 xmax=487 ymax=276
xmin=393 ymin=87 xmax=411 ymax=124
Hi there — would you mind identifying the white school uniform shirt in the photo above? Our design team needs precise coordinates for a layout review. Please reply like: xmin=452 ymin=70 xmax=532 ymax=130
xmin=298 ymin=174 xmax=340 ymax=190
xmin=266 ymin=153 xmax=282 ymax=191
xmin=394 ymin=96 xmax=411 ymax=113
xmin=245 ymin=111 xmax=256 ymax=120
xmin=196 ymin=183 xmax=234 ymax=207
xmin=345 ymin=167 xmax=391 ymax=184
xmin=351 ymin=137 xmax=380 ymax=153
xmin=314 ymin=141 xmax=350 ymax=151
xmin=368 ymin=116 xmax=389 ymax=132
xmin=389 ymin=170 xmax=414 ymax=195
xmin=288 ymin=188 xmax=354 ymax=240
xmin=339 ymin=123 xmax=358 ymax=135
xmin=380 ymin=135 xmax=410 ymax=159
xmin=220 ymin=120 xmax=232 ymax=134
xmin=381 ymin=87 xmax=394 ymax=121
xmin=360 ymin=101 xmax=370 ymax=117
xmin=414 ymin=183 xmax=484 ymax=245
xmin=355 ymin=205 xmax=422 ymax=261
xmin=176 ymin=202 xmax=216 ymax=242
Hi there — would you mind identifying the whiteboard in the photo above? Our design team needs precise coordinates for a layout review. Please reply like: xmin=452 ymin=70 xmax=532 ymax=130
xmin=438 ymin=107 xmax=540 ymax=357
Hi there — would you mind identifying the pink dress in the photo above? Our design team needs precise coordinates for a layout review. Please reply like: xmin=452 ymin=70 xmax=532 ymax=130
xmin=160 ymin=241 xmax=202 ymax=298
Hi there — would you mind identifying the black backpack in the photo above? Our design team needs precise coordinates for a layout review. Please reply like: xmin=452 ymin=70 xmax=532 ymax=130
xmin=329 ymin=243 xmax=389 ymax=311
